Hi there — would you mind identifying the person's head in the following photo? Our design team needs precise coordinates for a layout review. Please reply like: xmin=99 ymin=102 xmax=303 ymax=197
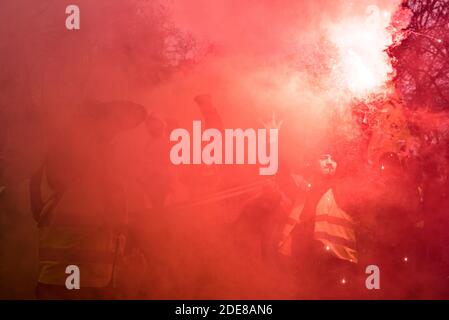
xmin=317 ymin=153 xmax=338 ymax=176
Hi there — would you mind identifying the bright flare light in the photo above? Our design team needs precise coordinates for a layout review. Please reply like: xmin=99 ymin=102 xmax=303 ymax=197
xmin=328 ymin=10 xmax=394 ymax=98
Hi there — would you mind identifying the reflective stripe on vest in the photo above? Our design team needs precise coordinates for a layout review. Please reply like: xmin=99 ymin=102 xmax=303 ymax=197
xmin=39 ymin=248 xmax=116 ymax=264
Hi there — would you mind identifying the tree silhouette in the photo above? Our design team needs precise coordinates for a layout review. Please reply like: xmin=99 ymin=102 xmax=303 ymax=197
xmin=391 ymin=0 xmax=449 ymax=111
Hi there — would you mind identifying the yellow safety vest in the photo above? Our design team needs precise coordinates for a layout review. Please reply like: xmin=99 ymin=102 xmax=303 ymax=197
xmin=32 ymin=162 xmax=127 ymax=288
xmin=279 ymin=187 xmax=358 ymax=263
xmin=314 ymin=188 xmax=358 ymax=263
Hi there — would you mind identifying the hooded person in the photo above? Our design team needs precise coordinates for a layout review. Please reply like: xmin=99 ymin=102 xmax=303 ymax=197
xmin=278 ymin=143 xmax=359 ymax=299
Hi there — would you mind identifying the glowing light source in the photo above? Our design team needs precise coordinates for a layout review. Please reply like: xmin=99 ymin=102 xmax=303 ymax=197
xmin=341 ymin=278 xmax=346 ymax=284
xmin=326 ymin=245 xmax=330 ymax=251
xmin=403 ymin=257 xmax=408 ymax=262
xmin=328 ymin=10 xmax=394 ymax=98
